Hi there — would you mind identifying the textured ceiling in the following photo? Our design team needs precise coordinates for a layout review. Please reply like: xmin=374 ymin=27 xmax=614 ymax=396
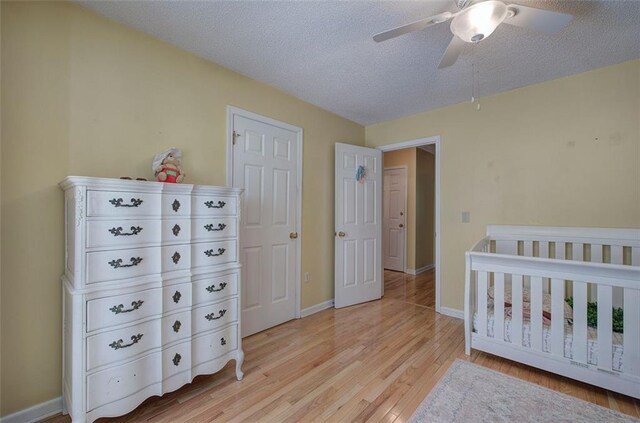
xmin=76 ymin=1 xmax=640 ymax=125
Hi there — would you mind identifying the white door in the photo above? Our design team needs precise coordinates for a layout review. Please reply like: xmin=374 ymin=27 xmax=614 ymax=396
xmin=334 ymin=143 xmax=382 ymax=308
xmin=232 ymin=112 xmax=299 ymax=337
xmin=383 ymin=168 xmax=406 ymax=271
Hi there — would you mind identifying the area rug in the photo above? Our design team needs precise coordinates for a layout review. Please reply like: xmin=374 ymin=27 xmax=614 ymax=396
xmin=408 ymin=360 xmax=639 ymax=422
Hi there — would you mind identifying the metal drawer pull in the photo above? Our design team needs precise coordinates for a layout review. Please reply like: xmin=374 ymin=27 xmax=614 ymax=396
xmin=108 ymin=226 xmax=143 ymax=236
xmin=220 ymin=337 xmax=227 ymax=346
xmin=172 ymin=251 xmax=181 ymax=264
xmin=204 ymin=223 xmax=227 ymax=232
xmin=109 ymin=257 xmax=143 ymax=268
xmin=172 ymin=291 xmax=182 ymax=303
xmin=172 ymin=199 xmax=181 ymax=212
xmin=173 ymin=353 xmax=182 ymax=366
xmin=205 ymin=309 xmax=227 ymax=321
xmin=109 ymin=300 xmax=144 ymax=314
xmin=109 ymin=198 xmax=143 ymax=208
xmin=172 ymin=224 xmax=181 ymax=236
xmin=204 ymin=248 xmax=225 ymax=257
xmin=204 ymin=200 xmax=226 ymax=209
xmin=205 ymin=282 xmax=227 ymax=293
xmin=172 ymin=320 xmax=181 ymax=333
xmin=109 ymin=334 xmax=143 ymax=350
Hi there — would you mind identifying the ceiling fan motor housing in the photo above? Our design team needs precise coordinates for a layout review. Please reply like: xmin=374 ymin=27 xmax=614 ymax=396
xmin=450 ymin=0 xmax=509 ymax=43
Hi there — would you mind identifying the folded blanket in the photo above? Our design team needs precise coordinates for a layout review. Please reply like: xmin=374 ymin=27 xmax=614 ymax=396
xmin=487 ymin=285 xmax=573 ymax=326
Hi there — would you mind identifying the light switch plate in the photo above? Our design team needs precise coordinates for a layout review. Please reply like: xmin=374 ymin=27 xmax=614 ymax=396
xmin=461 ymin=211 xmax=470 ymax=223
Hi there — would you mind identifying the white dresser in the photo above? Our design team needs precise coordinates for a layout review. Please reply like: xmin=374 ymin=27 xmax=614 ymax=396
xmin=60 ymin=176 xmax=244 ymax=423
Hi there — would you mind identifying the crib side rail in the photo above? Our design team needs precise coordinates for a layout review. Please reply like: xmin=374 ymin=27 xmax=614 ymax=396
xmin=465 ymin=251 xmax=640 ymax=380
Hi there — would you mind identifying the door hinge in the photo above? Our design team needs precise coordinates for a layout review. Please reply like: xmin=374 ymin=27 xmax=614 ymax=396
xmin=232 ymin=130 xmax=240 ymax=145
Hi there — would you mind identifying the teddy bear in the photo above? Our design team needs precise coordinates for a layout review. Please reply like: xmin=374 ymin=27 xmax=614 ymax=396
xmin=153 ymin=148 xmax=185 ymax=183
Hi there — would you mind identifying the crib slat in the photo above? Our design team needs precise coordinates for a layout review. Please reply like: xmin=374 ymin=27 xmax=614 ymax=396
xmin=477 ymin=271 xmax=488 ymax=337
xmin=512 ymin=274 xmax=524 ymax=347
xmin=530 ymin=276 xmax=543 ymax=352
xmin=572 ymin=243 xmax=583 ymax=261
xmin=550 ymin=278 xmax=565 ymax=357
xmin=591 ymin=244 xmax=603 ymax=263
xmin=572 ymin=282 xmax=588 ymax=363
xmin=524 ymin=241 xmax=533 ymax=257
xmin=632 ymin=247 xmax=640 ymax=267
xmin=556 ymin=242 xmax=566 ymax=260
xmin=624 ymin=288 xmax=640 ymax=377
xmin=596 ymin=285 xmax=613 ymax=372
xmin=494 ymin=273 xmax=505 ymax=341
xmin=611 ymin=245 xmax=623 ymax=264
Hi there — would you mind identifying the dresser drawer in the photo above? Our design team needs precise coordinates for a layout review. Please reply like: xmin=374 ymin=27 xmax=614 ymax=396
xmin=163 ymin=283 xmax=192 ymax=313
xmin=192 ymin=217 xmax=237 ymax=242
xmin=161 ymin=219 xmax=191 ymax=244
xmin=162 ymin=194 xmax=191 ymax=216
xmin=87 ymin=247 xmax=160 ymax=284
xmin=87 ymin=191 xmax=161 ymax=217
xmin=87 ymin=350 xmax=162 ymax=411
xmin=193 ymin=195 xmax=237 ymax=216
xmin=162 ymin=341 xmax=192 ymax=381
xmin=87 ymin=320 xmax=161 ymax=371
xmin=192 ymin=325 xmax=238 ymax=367
xmin=87 ymin=288 xmax=162 ymax=332
xmin=162 ymin=310 xmax=191 ymax=345
xmin=192 ymin=298 xmax=238 ymax=335
xmin=86 ymin=220 xmax=161 ymax=249
xmin=161 ymin=244 xmax=191 ymax=273
xmin=192 ymin=240 xmax=237 ymax=268
xmin=193 ymin=272 xmax=238 ymax=306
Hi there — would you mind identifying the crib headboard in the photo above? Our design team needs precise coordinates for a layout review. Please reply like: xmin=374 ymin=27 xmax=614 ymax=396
xmin=486 ymin=225 xmax=640 ymax=266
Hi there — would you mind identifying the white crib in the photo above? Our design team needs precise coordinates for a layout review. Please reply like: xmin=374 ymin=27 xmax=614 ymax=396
xmin=465 ymin=225 xmax=640 ymax=399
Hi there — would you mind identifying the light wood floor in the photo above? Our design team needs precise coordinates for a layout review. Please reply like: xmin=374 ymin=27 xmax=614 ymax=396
xmin=383 ymin=269 xmax=435 ymax=309
xmin=44 ymin=271 xmax=639 ymax=422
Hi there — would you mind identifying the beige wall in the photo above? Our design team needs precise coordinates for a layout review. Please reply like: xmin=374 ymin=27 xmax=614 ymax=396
xmin=367 ymin=59 xmax=640 ymax=312
xmin=415 ymin=149 xmax=435 ymax=268
xmin=0 ymin=1 xmax=364 ymax=416
xmin=383 ymin=148 xmax=416 ymax=270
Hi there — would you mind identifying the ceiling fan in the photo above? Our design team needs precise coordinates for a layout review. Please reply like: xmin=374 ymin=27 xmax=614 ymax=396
xmin=373 ymin=0 xmax=573 ymax=69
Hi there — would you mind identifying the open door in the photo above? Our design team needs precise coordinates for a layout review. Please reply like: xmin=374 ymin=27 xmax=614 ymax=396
xmin=334 ymin=143 xmax=382 ymax=308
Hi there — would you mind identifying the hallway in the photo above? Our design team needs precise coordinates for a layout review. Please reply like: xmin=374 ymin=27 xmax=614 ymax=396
xmin=384 ymin=268 xmax=435 ymax=309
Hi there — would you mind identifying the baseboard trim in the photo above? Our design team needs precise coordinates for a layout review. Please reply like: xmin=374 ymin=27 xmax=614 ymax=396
xmin=300 ymin=299 xmax=334 ymax=318
xmin=405 ymin=264 xmax=434 ymax=276
xmin=439 ymin=306 xmax=464 ymax=320
xmin=1 ymin=396 xmax=62 ymax=423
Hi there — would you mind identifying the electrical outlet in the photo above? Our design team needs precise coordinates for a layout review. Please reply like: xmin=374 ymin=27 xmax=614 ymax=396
xmin=461 ymin=211 xmax=470 ymax=223
xmin=304 ymin=272 xmax=310 ymax=282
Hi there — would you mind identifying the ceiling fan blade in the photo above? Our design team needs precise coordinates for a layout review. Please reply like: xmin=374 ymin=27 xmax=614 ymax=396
xmin=438 ymin=35 xmax=465 ymax=69
xmin=504 ymin=4 xmax=573 ymax=34
xmin=373 ymin=12 xmax=453 ymax=42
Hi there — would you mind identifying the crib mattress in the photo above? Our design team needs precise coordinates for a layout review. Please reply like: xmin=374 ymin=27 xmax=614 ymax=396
xmin=473 ymin=312 xmax=624 ymax=372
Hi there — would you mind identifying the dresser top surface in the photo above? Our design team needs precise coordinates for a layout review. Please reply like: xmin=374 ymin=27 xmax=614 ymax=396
xmin=60 ymin=176 xmax=243 ymax=195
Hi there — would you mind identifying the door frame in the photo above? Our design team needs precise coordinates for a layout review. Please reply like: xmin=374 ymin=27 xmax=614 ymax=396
xmin=377 ymin=136 xmax=442 ymax=313
xmin=226 ymin=105 xmax=304 ymax=319
xmin=383 ymin=165 xmax=408 ymax=273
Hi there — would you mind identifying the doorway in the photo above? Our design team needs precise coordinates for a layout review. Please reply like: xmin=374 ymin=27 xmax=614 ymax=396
xmin=378 ymin=137 xmax=441 ymax=312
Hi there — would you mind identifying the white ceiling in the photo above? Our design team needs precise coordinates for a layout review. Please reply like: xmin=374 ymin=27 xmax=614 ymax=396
xmin=77 ymin=1 xmax=640 ymax=125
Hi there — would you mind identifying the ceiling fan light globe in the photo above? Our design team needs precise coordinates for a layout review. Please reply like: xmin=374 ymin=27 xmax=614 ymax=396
xmin=450 ymin=0 xmax=508 ymax=43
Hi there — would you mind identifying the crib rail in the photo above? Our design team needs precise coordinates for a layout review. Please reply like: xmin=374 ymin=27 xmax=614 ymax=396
xmin=465 ymin=245 xmax=640 ymax=398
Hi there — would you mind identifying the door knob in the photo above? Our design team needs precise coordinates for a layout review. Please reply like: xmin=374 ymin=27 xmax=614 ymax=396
xmin=399 ymin=224 xmax=404 ymax=228
xmin=289 ymin=232 xmax=298 ymax=239
xmin=337 ymin=231 xmax=346 ymax=237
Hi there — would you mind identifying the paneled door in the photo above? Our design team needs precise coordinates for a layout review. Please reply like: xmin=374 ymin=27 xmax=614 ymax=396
xmin=231 ymin=111 xmax=300 ymax=337
xmin=334 ymin=143 xmax=382 ymax=308
xmin=383 ymin=168 xmax=406 ymax=271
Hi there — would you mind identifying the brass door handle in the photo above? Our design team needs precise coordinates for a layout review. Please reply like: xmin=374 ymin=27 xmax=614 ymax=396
xmin=399 ymin=224 xmax=404 ymax=228
xmin=337 ymin=231 xmax=346 ymax=237
xmin=290 ymin=232 xmax=298 ymax=239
